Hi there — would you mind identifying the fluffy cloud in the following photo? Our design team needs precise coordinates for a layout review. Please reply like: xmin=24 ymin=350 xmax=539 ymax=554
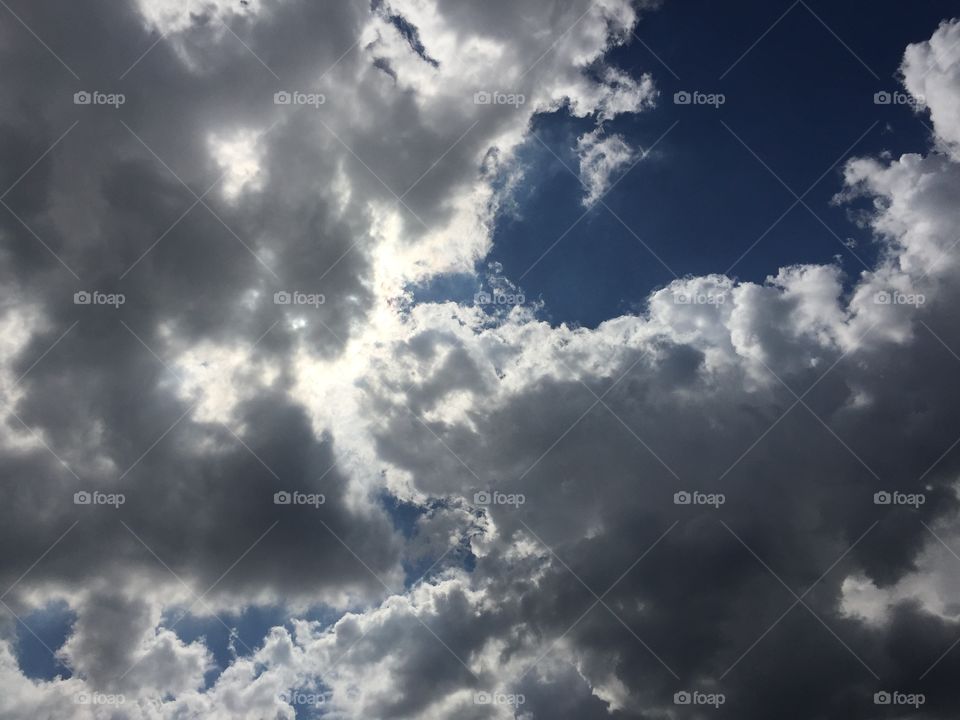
xmin=902 ymin=19 xmax=960 ymax=160
xmin=2 ymin=1 xmax=960 ymax=718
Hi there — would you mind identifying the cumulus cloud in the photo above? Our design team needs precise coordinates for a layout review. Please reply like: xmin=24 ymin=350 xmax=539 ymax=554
xmin=2 ymin=1 xmax=960 ymax=718
xmin=902 ymin=19 xmax=960 ymax=160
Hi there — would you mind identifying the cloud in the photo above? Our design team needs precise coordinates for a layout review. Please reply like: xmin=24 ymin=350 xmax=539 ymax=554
xmin=2 ymin=1 xmax=960 ymax=718
xmin=902 ymin=19 xmax=960 ymax=160
xmin=576 ymin=128 xmax=636 ymax=206
xmin=339 ymin=18 xmax=960 ymax=719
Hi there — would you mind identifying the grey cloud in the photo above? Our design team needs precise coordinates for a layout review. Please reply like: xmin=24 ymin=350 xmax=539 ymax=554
xmin=4 ymin=1 xmax=960 ymax=719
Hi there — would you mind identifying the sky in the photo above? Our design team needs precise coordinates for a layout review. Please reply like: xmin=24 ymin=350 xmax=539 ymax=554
xmin=1 ymin=0 xmax=960 ymax=718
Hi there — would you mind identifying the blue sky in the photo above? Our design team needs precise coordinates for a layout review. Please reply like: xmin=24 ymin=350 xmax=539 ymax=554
xmin=15 ymin=601 xmax=74 ymax=681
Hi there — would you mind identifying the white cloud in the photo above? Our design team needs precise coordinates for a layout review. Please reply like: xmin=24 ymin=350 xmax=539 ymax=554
xmin=576 ymin=128 xmax=636 ymax=206
xmin=902 ymin=19 xmax=960 ymax=160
